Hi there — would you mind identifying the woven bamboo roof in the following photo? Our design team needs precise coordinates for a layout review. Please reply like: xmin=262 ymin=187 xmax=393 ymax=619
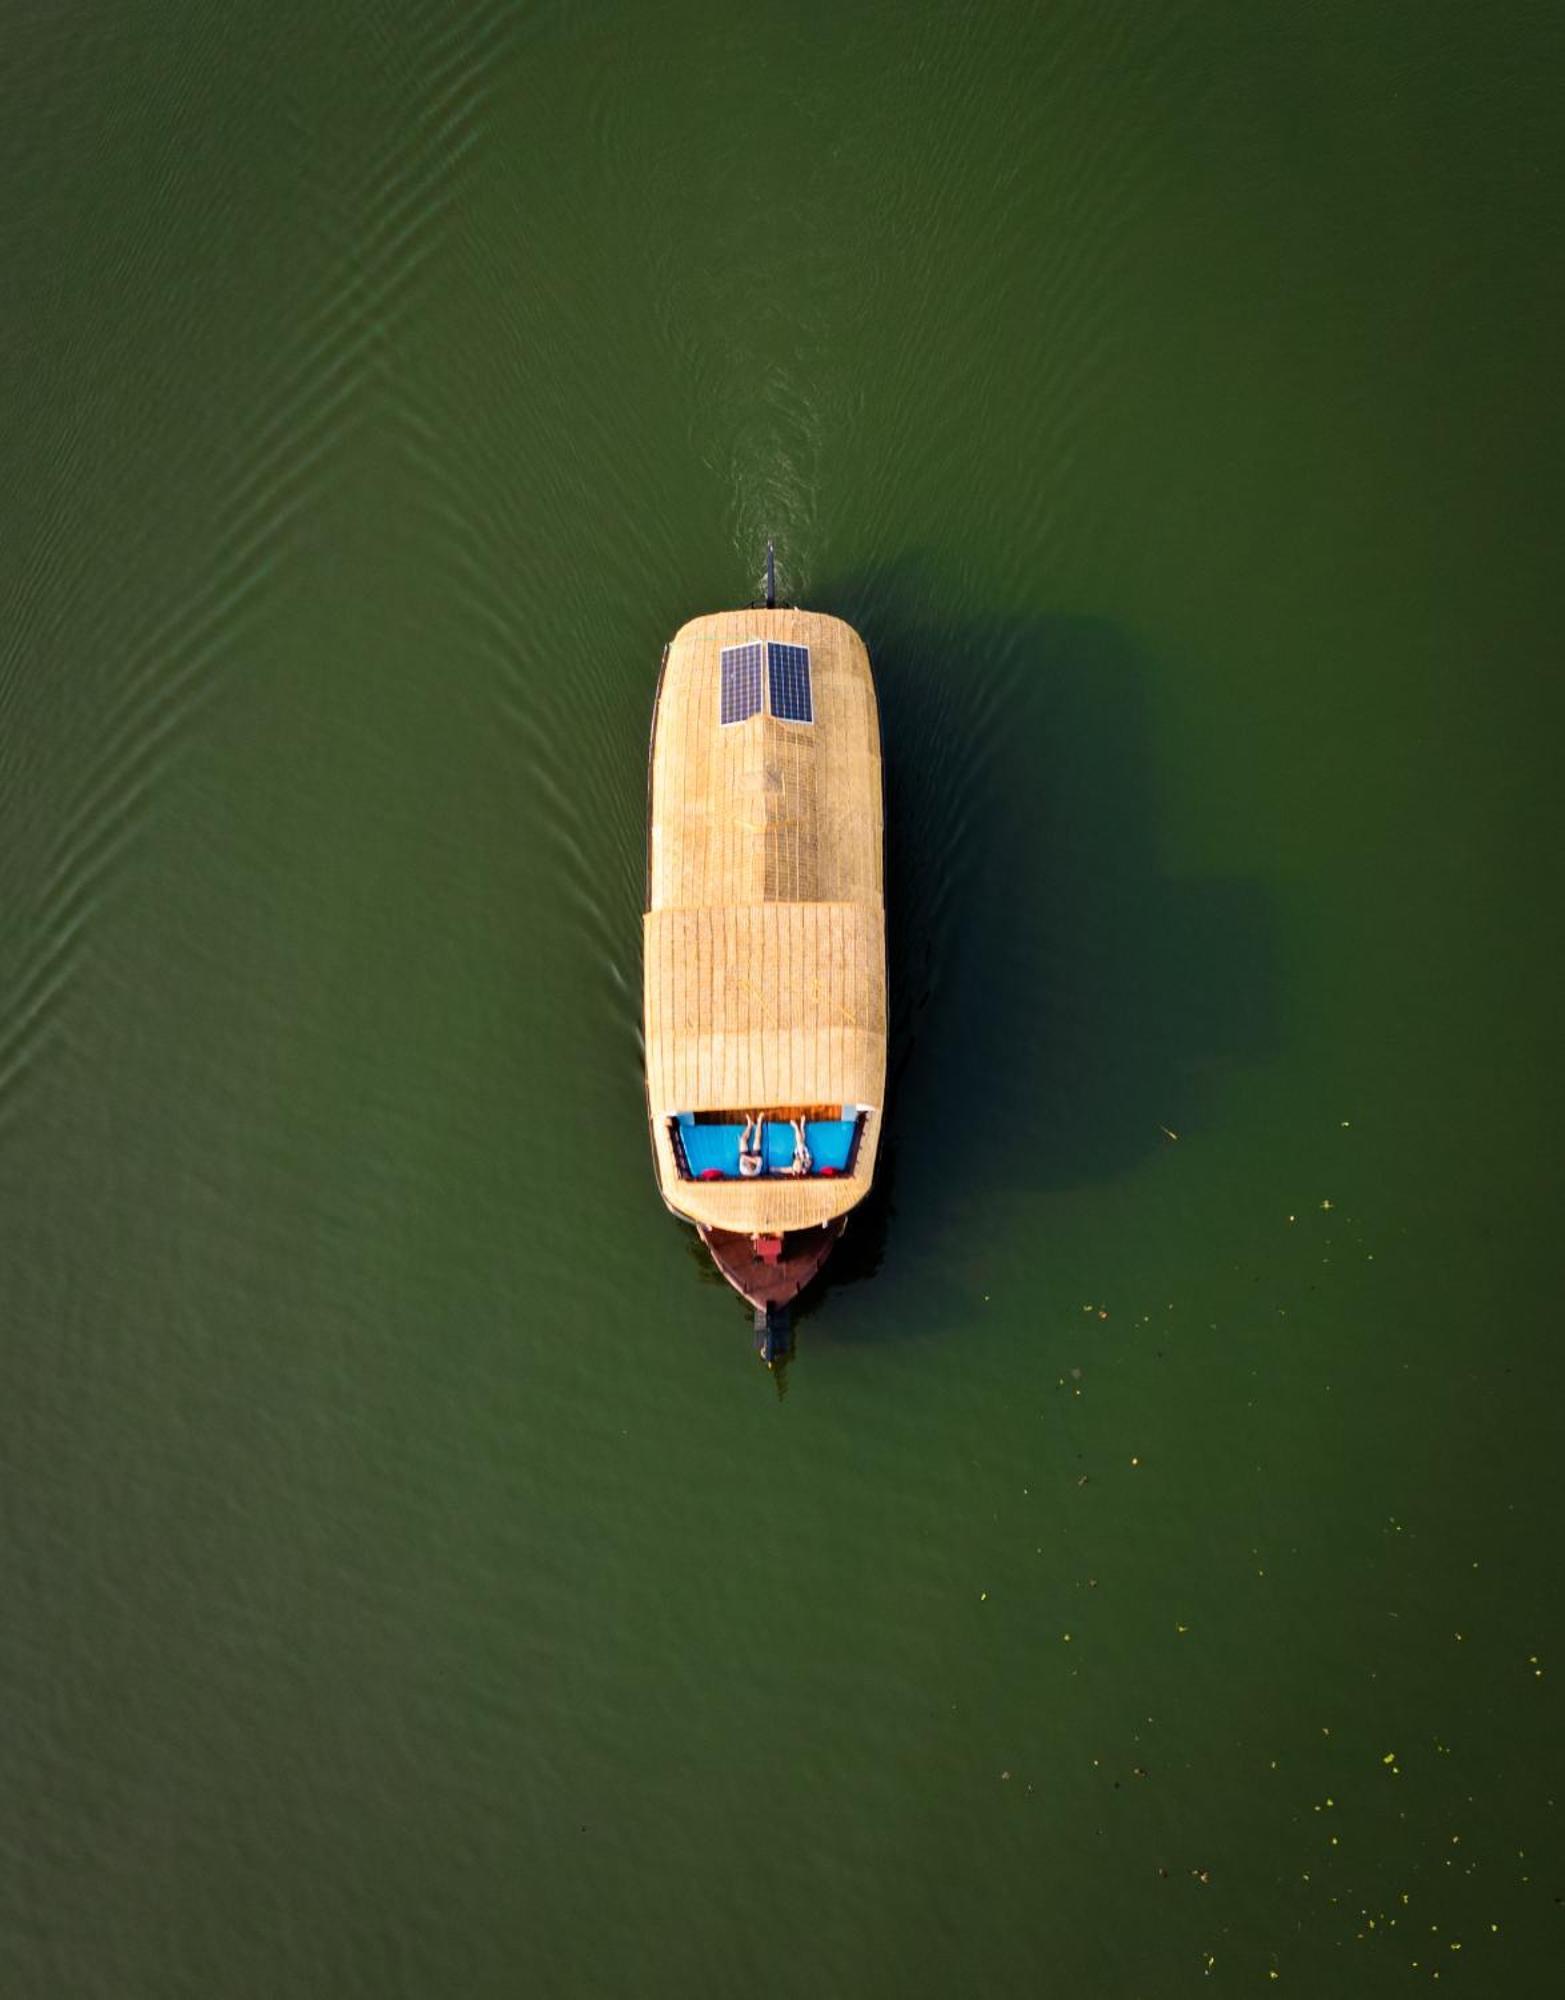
xmin=644 ymin=606 xmax=886 ymax=1231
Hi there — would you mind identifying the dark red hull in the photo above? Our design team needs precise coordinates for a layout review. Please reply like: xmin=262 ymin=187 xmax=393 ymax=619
xmin=698 ymin=1220 xmax=843 ymax=1315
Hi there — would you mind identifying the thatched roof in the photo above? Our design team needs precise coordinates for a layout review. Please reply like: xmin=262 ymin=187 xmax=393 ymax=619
xmin=644 ymin=607 xmax=886 ymax=1231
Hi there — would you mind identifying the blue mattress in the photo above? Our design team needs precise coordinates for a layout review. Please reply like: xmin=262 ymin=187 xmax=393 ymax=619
xmin=763 ymin=1122 xmax=798 ymax=1171
xmin=803 ymin=1119 xmax=856 ymax=1172
xmin=677 ymin=1120 xmax=745 ymax=1177
xmin=675 ymin=1112 xmax=858 ymax=1179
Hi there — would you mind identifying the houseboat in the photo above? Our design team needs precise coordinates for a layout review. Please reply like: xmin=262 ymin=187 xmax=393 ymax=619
xmin=643 ymin=557 xmax=886 ymax=1358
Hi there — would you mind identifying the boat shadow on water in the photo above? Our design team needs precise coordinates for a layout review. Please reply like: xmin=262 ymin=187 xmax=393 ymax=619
xmin=789 ymin=555 xmax=1279 ymax=1342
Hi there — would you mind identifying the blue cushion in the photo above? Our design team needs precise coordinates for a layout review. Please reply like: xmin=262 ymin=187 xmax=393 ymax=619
xmin=763 ymin=1122 xmax=797 ymax=1171
xmin=805 ymin=1119 xmax=856 ymax=1172
xmin=679 ymin=1124 xmax=745 ymax=1177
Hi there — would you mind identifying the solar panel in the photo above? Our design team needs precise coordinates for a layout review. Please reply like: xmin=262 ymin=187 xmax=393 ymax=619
xmin=720 ymin=642 xmax=763 ymax=725
xmin=767 ymin=641 xmax=813 ymax=723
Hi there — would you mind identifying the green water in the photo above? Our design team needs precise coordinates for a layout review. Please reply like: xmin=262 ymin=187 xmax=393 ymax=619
xmin=4 ymin=3 xmax=1562 ymax=1993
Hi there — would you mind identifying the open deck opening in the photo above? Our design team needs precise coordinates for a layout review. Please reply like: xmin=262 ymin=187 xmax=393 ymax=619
xmin=669 ymin=1109 xmax=865 ymax=1182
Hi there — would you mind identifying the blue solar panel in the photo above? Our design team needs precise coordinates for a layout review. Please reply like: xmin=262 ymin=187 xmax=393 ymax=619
xmin=767 ymin=641 xmax=813 ymax=723
xmin=720 ymin=642 xmax=763 ymax=724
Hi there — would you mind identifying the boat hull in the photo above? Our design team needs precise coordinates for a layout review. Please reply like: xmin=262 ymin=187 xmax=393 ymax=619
xmin=644 ymin=598 xmax=885 ymax=1345
xmin=698 ymin=1220 xmax=843 ymax=1315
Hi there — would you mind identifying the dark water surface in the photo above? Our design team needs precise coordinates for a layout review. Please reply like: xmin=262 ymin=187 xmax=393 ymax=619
xmin=4 ymin=3 xmax=1563 ymax=1993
